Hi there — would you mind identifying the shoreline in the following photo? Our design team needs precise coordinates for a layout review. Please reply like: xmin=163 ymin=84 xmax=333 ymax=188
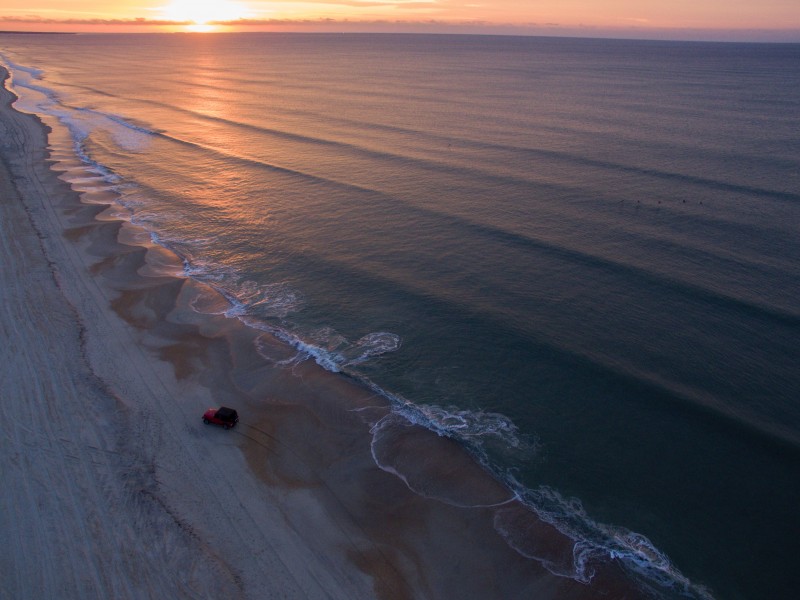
xmin=0 ymin=65 xmax=643 ymax=598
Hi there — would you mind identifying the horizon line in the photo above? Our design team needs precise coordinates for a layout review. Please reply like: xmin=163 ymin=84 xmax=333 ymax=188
xmin=1 ymin=16 xmax=799 ymax=43
xmin=2 ymin=29 xmax=800 ymax=45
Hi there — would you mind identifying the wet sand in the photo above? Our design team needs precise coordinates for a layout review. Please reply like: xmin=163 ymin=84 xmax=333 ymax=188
xmin=0 ymin=66 xmax=644 ymax=599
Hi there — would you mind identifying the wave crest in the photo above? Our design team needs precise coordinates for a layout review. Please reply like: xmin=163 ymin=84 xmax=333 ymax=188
xmin=393 ymin=399 xmax=531 ymax=456
xmin=1 ymin=54 xmax=156 ymax=155
xmin=500 ymin=485 xmax=717 ymax=599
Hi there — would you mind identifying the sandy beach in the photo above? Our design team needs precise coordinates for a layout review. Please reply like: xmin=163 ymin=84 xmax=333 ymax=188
xmin=0 ymin=65 xmax=643 ymax=599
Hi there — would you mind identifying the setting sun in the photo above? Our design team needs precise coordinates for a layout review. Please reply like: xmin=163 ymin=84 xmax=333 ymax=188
xmin=160 ymin=0 xmax=252 ymax=31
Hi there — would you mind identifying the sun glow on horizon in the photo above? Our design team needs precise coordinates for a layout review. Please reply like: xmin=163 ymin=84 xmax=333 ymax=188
xmin=0 ymin=0 xmax=798 ymax=40
xmin=160 ymin=0 xmax=253 ymax=31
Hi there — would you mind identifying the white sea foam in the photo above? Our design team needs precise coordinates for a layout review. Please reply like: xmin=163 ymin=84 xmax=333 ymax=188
xmin=223 ymin=280 xmax=302 ymax=320
xmin=169 ymin=259 xmax=389 ymax=381
xmin=347 ymin=332 xmax=401 ymax=365
xmin=393 ymin=399 xmax=529 ymax=452
xmin=235 ymin=316 xmax=403 ymax=374
xmin=493 ymin=484 xmax=717 ymax=599
xmin=0 ymin=56 xmax=43 ymax=78
xmin=369 ymin=413 xmax=517 ymax=509
xmin=1 ymin=55 xmax=155 ymax=155
xmin=267 ymin=325 xmax=344 ymax=372
xmin=0 ymin=54 xmax=46 ymax=106
xmin=492 ymin=506 xmax=583 ymax=580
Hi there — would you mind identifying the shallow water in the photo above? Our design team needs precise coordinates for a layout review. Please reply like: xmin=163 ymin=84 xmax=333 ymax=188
xmin=2 ymin=33 xmax=799 ymax=599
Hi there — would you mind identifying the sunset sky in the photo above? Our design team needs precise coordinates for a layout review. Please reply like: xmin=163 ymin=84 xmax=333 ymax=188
xmin=1 ymin=0 xmax=799 ymax=41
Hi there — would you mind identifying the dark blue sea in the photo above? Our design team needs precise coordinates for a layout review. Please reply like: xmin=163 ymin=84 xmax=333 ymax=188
xmin=2 ymin=33 xmax=799 ymax=599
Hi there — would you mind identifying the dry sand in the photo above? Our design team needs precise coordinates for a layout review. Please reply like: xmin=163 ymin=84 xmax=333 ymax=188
xmin=0 ymin=67 xmax=642 ymax=599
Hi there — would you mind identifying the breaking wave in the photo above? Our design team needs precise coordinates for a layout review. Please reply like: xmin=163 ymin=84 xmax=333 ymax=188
xmin=1 ymin=54 xmax=156 ymax=155
xmin=492 ymin=485 xmax=716 ymax=599
xmin=247 ymin=322 xmax=401 ymax=373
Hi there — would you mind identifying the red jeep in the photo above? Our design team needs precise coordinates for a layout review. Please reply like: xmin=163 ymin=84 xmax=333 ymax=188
xmin=202 ymin=406 xmax=239 ymax=429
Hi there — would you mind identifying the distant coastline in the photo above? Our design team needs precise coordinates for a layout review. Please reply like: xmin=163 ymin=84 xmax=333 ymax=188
xmin=0 ymin=28 xmax=798 ymax=43
xmin=0 ymin=31 xmax=75 ymax=35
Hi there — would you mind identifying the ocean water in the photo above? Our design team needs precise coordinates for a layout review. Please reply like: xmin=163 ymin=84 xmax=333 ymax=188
xmin=2 ymin=33 xmax=799 ymax=599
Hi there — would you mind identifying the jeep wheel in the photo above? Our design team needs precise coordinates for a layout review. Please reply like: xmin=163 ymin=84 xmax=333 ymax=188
xmin=203 ymin=418 xmax=209 ymax=424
